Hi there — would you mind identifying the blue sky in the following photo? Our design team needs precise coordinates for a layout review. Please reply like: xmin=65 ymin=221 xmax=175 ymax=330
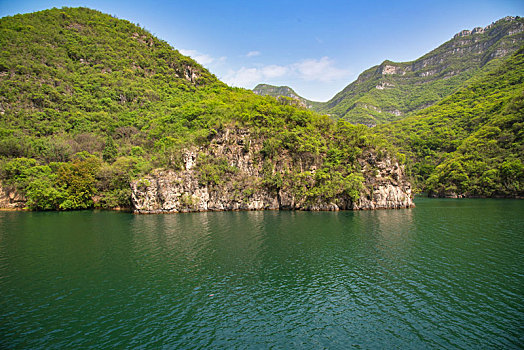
xmin=1 ymin=0 xmax=523 ymax=101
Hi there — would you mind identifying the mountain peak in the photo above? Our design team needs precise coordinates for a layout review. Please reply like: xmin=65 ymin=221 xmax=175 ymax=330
xmin=0 ymin=7 xmax=217 ymax=88
xmin=453 ymin=15 xmax=522 ymax=38
xmin=253 ymin=84 xmax=316 ymax=108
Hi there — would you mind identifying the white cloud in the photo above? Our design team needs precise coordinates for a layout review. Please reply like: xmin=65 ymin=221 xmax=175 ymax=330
xmin=261 ymin=65 xmax=289 ymax=78
xmin=224 ymin=65 xmax=289 ymax=87
xmin=293 ymin=57 xmax=349 ymax=82
xmin=246 ymin=50 xmax=261 ymax=57
xmin=225 ymin=67 xmax=261 ymax=86
xmin=223 ymin=56 xmax=349 ymax=87
xmin=179 ymin=49 xmax=224 ymax=67
xmin=229 ymin=68 xmax=261 ymax=86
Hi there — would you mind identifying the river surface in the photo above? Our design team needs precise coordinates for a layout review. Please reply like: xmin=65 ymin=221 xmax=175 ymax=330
xmin=0 ymin=198 xmax=523 ymax=349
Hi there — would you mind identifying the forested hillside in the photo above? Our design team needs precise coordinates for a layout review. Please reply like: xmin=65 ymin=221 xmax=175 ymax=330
xmin=381 ymin=46 xmax=524 ymax=197
xmin=0 ymin=7 xmax=404 ymax=210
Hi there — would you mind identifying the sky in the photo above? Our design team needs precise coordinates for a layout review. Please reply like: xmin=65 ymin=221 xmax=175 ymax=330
xmin=1 ymin=0 xmax=523 ymax=101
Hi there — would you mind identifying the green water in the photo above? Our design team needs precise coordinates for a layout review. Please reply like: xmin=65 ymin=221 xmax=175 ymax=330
xmin=0 ymin=198 xmax=523 ymax=349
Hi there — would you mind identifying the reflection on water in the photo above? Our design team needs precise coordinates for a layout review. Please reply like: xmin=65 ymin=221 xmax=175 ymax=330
xmin=0 ymin=199 xmax=523 ymax=349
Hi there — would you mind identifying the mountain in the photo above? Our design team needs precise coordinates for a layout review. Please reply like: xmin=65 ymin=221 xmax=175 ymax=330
xmin=316 ymin=16 xmax=524 ymax=126
xmin=253 ymin=84 xmax=318 ymax=109
xmin=381 ymin=45 xmax=524 ymax=198
xmin=0 ymin=7 xmax=413 ymax=211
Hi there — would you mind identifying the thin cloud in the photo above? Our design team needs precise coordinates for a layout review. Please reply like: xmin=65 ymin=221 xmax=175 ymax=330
xmin=224 ymin=67 xmax=262 ymax=86
xmin=261 ymin=65 xmax=289 ymax=78
xmin=224 ymin=65 xmax=289 ymax=86
xmin=246 ymin=50 xmax=261 ymax=57
xmin=293 ymin=57 xmax=349 ymax=82
xmin=223 ymin=56 xmax=349 ymax=87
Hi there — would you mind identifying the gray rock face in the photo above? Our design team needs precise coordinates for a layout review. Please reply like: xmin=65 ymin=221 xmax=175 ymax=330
xmin=131 ymin=169 xmax=279 ymax=213
xmin=131 ymin=128 xmax=414 ymax=213
xmin=353 ymin=154 xmax=414 ymax=210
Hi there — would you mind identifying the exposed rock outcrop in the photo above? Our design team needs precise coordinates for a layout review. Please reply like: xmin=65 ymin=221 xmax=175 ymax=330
xmin=131 ymin=128 xmax=414 ymax=213
xmin=0 ymin=181 xmax=26 ymax=209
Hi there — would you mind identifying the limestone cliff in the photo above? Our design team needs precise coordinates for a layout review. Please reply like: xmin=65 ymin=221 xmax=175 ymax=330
xmin=131 ymin=128 xmax=414 ymax=213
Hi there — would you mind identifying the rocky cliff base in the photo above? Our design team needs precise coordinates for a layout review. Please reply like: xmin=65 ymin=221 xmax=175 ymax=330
xmin=131 ymin=128 xmax=414 ymax=213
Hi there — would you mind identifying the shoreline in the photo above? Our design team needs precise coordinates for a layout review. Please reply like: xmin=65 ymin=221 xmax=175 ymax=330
xmin=3 ymin=197 xmax=523 ymax=213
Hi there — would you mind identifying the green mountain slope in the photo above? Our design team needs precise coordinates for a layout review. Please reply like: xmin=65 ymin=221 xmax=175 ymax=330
xmin=0 ymin=7 xmax=218 ymax=136
xmin=317 ymin=16 xmax=524 ymax=126
xmin=0 ymin=7 xmax=404 ymax=210
xmin=380 ymin=46 xmax=524 ymax=197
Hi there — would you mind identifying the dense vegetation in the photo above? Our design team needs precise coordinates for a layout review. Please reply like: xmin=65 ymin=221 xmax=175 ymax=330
xmin=0 ymin=8 xmax=521 ymax=210
xmin=314 ymin=17 xmax=524 ymax=125
xmin=0 ymin=7 xmax=392 ymax=210
xmin=381 ymin=46 xmax=524 ymax=197
xmin=254 ymin=20 xmax=523 ymax=198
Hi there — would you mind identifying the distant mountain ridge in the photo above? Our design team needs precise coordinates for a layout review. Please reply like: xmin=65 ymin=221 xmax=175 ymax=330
xmin=254 ymin=16 xmax=524 ymax=126
xmin=253 ymin=84 xmax=317 ymax=109
xmin=318 ymin=16 xmax=524 ymax=125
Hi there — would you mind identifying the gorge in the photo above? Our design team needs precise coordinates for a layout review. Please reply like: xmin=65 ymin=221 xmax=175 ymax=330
xmin=0 ymin=8 xmax=522 ymax=211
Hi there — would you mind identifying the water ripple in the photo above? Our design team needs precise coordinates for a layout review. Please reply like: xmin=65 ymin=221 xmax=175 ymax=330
xmin=0 ymin=199 xmax=523 ymax=348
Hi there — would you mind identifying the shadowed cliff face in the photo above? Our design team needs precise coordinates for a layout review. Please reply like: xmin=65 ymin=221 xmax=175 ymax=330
xmin=131 ymin=128 xmax=414 ymax=213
